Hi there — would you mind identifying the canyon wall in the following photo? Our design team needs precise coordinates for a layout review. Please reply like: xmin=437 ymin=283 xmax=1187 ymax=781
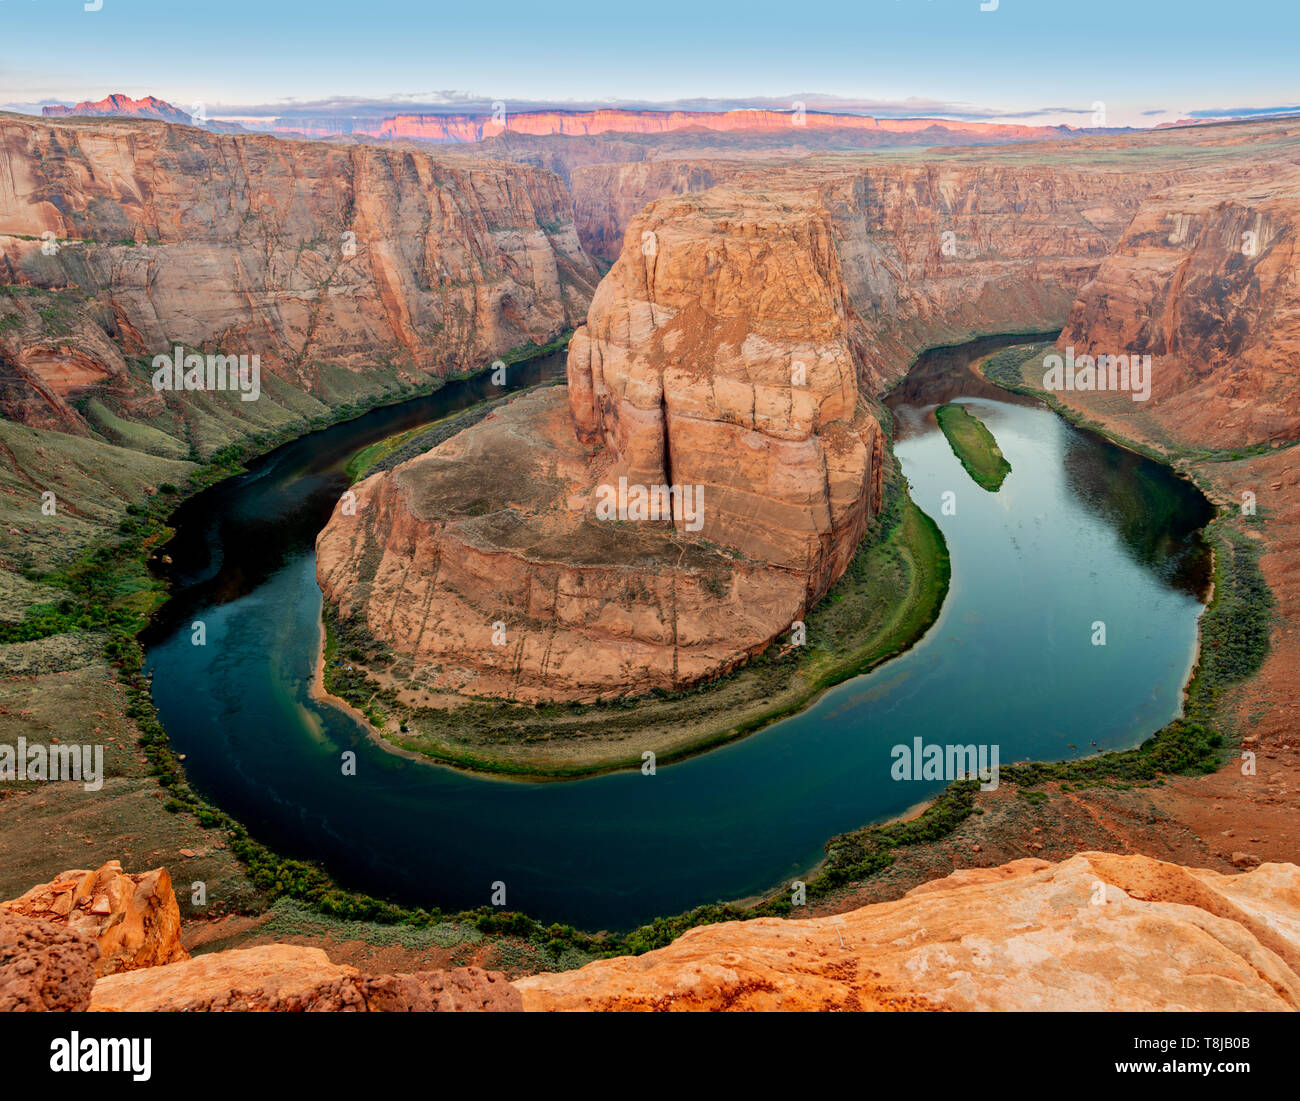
xmin=568 ymin=157 xmax=1192 ymax=385
xmin=1057 ymin=164 xmax=1300 ymax=447
xmin=0 ymin=114 xmax=598 ymax=444
xmin=316 ymin=189 xmax=883 ymax=703
xmin=312 ymin=145 xmax=1234 ymax=706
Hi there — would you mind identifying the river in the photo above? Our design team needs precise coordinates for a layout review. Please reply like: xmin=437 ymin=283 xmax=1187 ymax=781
xmin=143 ymin=337 xmax=1212 ymax=930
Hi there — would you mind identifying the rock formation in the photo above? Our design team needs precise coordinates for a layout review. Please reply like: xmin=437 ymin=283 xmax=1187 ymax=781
xmin=517 ymin=853 xmax=1300 ymax=1011
xmin=270 ymin=106 xmax=1069 ymax=143
xmin=41 ymin=94 xmax=198 ymax=126
xmin=12 ymin=852 xmax=1299 ymax=1012
xmin=317 ymin=189 xmax=883 ymax=702
xmin=87 ymin=946 xmax=520 ymax=1012
xmin=315 ymin=146 xmax=1203 ymax=704
xmin=0 ymin=914 xmax=100 ymax=1011
xmin=1 ymin=860 xmax=188 ymax=976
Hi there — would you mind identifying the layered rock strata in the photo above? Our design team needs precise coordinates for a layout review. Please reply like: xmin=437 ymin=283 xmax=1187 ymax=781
xmin=1056 ymin=164 xmax=1300 ymax=447
xmin=0 ymin=113 xmax=598 ymax=435
xmin=88 ymin=946 xmax=521 ymax=1012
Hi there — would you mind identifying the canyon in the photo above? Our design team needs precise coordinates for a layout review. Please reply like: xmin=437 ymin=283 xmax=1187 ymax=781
xmin=2 ymin=106 xmax=1300 ymax=1011
xmin=314 ymin=121 xmax=1296 ymax=711
xmin=0 ymin=112 xmax=596 ymax=448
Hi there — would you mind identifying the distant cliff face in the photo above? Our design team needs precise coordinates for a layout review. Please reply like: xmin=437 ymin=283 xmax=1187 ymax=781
xmin=316 ymin=190 xmax=882 ymax=703
xmin=1057 ymin=164 xmax=1300 ymax=447
xmin=0 ymin=115 xmax=598 ymax=440
xmin=570 ymin=161 xmax=744 ymax=261
xmin=278 ymin=107 xmax=1068 ymax=143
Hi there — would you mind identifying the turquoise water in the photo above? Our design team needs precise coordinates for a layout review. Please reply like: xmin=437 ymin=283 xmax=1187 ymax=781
xmin=144 ymin=339 xmax=1212 ymax=930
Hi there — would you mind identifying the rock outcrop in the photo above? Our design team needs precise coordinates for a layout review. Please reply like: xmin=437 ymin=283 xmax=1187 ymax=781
xmin=88 ymin=946 xmax=520 ymax=1012
xmin=518 ymin=853 xmax=1300 ymax=1011
xmin=1 ymin=860 xmax=188 ymax=976
xmin=317 ymin=189 xmax=883 ymax=702
xmin=0 ymin=914 xmax=100 ymax=1011
xmin=315 ymin=145 xmax=1204 ymax=705
xmin=10 ymin=850 xmax=1300 ymax=1012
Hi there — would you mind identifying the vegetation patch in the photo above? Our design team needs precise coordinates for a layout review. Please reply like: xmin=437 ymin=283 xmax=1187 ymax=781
xmin=935 ymin=402 xmax=1011 ymax=490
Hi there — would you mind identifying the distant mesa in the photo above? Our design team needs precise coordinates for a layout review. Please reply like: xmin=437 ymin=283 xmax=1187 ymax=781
xmin=34 ymin=93 xmax=1072 ymax=145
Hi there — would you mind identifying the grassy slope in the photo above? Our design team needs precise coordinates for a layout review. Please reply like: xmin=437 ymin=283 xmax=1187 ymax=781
xmin=935 ymin=403 xmax=1011 ymax=491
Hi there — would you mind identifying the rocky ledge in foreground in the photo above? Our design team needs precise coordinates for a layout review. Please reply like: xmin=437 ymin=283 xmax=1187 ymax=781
xmin=5 ymin=853 xmax=1298 ymax=1011
xmin=316 ymin=189 xmax=884 ymax=703
xmin=518 ymin=853 xmax=1300 ymax=1011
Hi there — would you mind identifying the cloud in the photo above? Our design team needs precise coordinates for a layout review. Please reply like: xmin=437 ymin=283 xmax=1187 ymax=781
xmin=1187 ymin=103 xmax=1300 ymax=119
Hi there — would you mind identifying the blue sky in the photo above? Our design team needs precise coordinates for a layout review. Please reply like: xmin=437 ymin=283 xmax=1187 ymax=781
xmin=2 ymin=0 xmax=1297 ymax=126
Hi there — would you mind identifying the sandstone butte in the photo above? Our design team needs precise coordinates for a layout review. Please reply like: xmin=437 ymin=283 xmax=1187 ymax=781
xmin=316 ymin=190 xmax=884 ymax=702
xmin=5 ymin=853 xmax=1299 ymax=1011
xmin=41 ymin=94 xmax=196 ymax=126
xmin=0 ymin=113 xmax=597 ymax=437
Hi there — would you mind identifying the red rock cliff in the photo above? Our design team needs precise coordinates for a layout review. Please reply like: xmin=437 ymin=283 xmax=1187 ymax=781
xmin=0 ymin=114 xmax=599 ymax=437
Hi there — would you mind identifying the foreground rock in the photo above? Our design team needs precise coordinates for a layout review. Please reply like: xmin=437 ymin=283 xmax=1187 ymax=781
xmin=0 ymin=914 xmax=99 ymax=1011
xmin=317 ymin=190 xmax=883 ymax=702
xmin=1 ymin=860 xmax=187 ymax=976
xmin=89 ymin=946 xmax=520 ymax=1012
xmin=517 ymin=853 xmax=1300 ymax=1011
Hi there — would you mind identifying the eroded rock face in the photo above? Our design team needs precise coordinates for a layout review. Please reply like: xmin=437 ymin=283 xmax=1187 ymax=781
xmin=317 ymin=190 xmax=882 ymax=702
xmin=517 ymin=853 xmax=1300 ymax=1011
xmin=1057 ymin=165 xmax=1300 ymax=448
xmin=0 ymin=114 xmax=598 ymax=431
xmin=567 ymin=155 xmax=1192 ymax=380
xmin=1 ymin=860 xmax=188 ymax=976
xmin=88 ymin=947 xmax=521 ymax=1012
xmin=0 ymin=914 xmax=100 ymax=1011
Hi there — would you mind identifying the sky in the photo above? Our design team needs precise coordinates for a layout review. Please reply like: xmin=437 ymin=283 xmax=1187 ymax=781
xmin=1 ymin=0 xmax=1298 ymax=128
